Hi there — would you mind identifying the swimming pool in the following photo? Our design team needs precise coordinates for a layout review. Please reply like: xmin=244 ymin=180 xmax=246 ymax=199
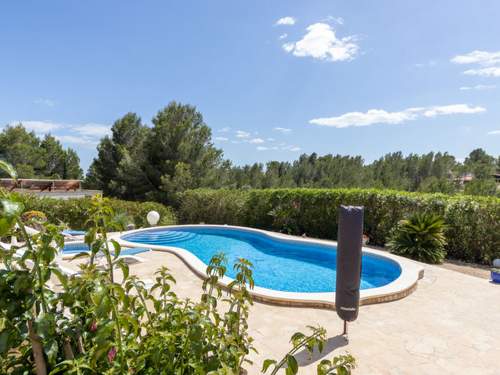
xmin=121 ymin=226 xmax=401 ymax=293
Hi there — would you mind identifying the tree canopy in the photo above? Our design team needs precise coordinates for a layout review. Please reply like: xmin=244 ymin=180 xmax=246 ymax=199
xmin=3 ymin=103 xmax=497 ymax=199
xmin=0 ymin=124 xmax=82 ymax=179
xmin=86 ymin=103 xmax=499 ymax=200
xmin=86 ymin=102 xmax=223 ymax=204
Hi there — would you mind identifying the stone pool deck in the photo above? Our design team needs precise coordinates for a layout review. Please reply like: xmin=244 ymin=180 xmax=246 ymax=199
xmin=60 ymin=250 xmax=500 ymax=374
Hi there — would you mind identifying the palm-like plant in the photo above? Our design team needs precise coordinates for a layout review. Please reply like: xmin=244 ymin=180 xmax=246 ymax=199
xmin=388 ymin=213 xmax=447 ymax=264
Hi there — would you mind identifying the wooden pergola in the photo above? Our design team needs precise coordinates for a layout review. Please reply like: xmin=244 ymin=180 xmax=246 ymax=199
xmin=0 ymin=178 xmax=81 ymax=192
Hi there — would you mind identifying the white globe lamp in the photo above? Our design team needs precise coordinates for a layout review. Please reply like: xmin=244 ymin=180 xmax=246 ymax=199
xmin=146 ymin=210 xmax=160 ymax=226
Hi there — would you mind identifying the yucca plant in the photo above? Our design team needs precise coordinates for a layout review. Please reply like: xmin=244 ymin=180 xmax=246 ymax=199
xmin=388 ymin=213 xmax=447 ymax=264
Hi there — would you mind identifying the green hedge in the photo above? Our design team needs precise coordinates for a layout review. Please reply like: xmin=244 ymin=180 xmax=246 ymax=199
xmin=15 ymin=194 xmax=177 ymax=230
xmin=178 ymin=188 xmax=500 ymax=264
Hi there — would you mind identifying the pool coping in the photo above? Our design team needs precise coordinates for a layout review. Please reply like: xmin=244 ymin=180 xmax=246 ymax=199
xmin=113 ymin=224 xmax=424 ymax=309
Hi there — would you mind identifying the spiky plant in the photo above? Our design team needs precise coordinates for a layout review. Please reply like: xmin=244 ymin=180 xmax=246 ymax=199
xmin=388 ymin=213 xmax=447 ymax=264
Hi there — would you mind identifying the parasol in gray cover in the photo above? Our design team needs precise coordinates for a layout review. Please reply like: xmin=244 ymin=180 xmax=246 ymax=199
xmin=335 ymin=205 xmax=363 ymax=336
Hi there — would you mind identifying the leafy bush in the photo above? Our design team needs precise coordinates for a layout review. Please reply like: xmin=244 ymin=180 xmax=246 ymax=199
xmin=7 ymin=193 xmax=177 ymax=230
xmin=179 ymin=188 xmax=500 ymax=263
xmin=0 ymin=163 xmax=355 ymax=374
xmin=387 ymin=213 xmax=447 ymax=263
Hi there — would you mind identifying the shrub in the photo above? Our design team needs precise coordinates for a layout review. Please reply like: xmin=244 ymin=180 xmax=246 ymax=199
xmin=177 ymin=188 xmax=248 ymax=225
xmin=8 ymin=193 xmax=177 ymax=230
xmin=0 ymin=165 xmax=355 ymax=374
xmin=387 ymin=213 xmax=447 ymax=264
xmin=179 ymin=188 xmax=500 ymax=264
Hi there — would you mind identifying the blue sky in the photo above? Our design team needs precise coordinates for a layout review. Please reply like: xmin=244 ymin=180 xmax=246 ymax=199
xmin=1 ymin=1 xmax=499 ymax=172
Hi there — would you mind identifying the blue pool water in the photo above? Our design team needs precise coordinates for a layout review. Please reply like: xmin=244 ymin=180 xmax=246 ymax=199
xmin=122 ymin=227 xmax=401 ymax=293
xmin=62 ymin=242 xmax=150 ymax=256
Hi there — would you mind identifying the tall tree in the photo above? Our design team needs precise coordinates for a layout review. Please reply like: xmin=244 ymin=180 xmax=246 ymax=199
xmin=143 ymin=102 xmax=223 ymax=203
xmin=86 ymin=113 xmax=148 ymax=198
xmin=39 ymin=135 xmax=67 ymax=178
xmin=464 ymin=148 xmax=496 ymax=179
xmin=0 ymin=124 xmax=82 ymax=179
xmin=62 ymin=148 xmax=83 ymax=179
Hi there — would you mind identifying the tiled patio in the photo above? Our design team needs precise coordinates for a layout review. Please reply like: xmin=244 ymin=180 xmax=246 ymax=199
xmin=61 ymin=250 xmax=500 ymax=374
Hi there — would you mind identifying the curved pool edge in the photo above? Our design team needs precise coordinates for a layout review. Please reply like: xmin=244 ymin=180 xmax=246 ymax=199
xmin=114 ymin=224 xmax=424 ymax=309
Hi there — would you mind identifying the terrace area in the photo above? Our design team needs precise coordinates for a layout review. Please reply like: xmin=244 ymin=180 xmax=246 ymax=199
xmin=58 ymin=241 xmax=500 ymax=374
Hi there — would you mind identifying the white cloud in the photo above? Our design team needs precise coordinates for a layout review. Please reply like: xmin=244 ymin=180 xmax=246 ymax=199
xmin=422 ymin=104 xmax=485 ymax=117
xmin=282 ymin=23 xmax=359 ymax=62
xmin=275 ymin=16 xmax=296 ymax=26
xmin=323 ymin=16 xmax=344 ymax=25
xmin=310 ymin=109 xmax=418 ymax=128
xmin=459 ymin=84 xmax=496 ymax=91
xmin=463 ymin=67 xmax=500 ymax=77
xmin=55 ymin=135 xmax=98 ymax=146
xmin=451 ymin=50 xmax=500 ymax=66
xmin=218 ymin=126 xmax=231 ymax=133
xmin=248 ymin=137 xmax=265 ymax=144
xmin=278 ymin=33 xmax=288 ymax=40
xmin=451 ymin=50 xmax=500 ymax=78
xmin=310 ymin=104 xmax=486 ymax=128
xmin=9 ymin=120 xmax=62 ymax=133
xmin=266 ymin=137 xmax=275 ymax=141
xmin=273 ymin=127 xmax=292 ymax=133
xmin=281 ymin=145 xmax=301 ymax=152
xmin=214 ymin=136 xmax=229 ymax=142
xmin=72 ymin=123 xmax=111 ymax=137
xmin=487 ymin=130 xmax=500 ymax=135
xmin=6 ymin=120 xmax=110 ymax=147
xmin=34 ymin=98 xmax=56 ymax=107
xmin=235 ymin=130 xmax=251 ymax=138
xmin=256 ymin=146 xmax=279 ymax=151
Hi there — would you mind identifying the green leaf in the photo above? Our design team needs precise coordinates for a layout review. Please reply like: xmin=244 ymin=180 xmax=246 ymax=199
xmin=0 ymin=199 xmax=22 ymax=234
xmin=49 ymin=266 xmax=68 ymax=288
xmin=0 ymin=160 xmax=17 ymax=180
xmin=286 ymin=355 xmax=298 ymax=374
xmin=115 ymin=259 xmax=129 ymax=280
xmin=261 ymin=359 xmax=277 ymax=373
xmin=70 ymin=252 xmax=90 ymax=261
xmin=34 ymin=313 xmax=56 ymax=340
xmin=0 ymin=331 xmax=9 ymax=354
xmin=1 ymin=199 xmax=23 ymax=218
xmin=110 ymin=239 xmax=121 ymax=259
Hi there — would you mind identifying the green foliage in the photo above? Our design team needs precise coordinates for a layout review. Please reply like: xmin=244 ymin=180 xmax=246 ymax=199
xmin=387 ymin=213 xmax=447 ymax=264
xmin=464 ymin=179 xmax=498 ymax=197
xmin=0 ymin=194 xmax=255 ymax=373
xmin=0 ymin=164 xmax=353 ymax=374
xmin=0 ymin=124 xmax=82 ymax=179
xmin=87 ymin=102 xmax=223 ymax=205
xmin=85 ymin=104 xmax=498 ymax=201
xmin=10 ymin=193 xmax=177 ymax=230
xmin=85 ymin=113 xmax=149 ymax=199
xmin=179 ymin=188 xmax=500 ymax=263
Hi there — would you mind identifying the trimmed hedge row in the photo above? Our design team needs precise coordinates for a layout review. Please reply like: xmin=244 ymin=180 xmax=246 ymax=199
xmin=15 ymin=194 xmax=177 ymax=230
xmin=178 ymin=188 xmax=500 ymax=264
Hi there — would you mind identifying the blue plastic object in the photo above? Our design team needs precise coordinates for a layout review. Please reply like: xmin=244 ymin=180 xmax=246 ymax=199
xmin=491 ymin=271 xmax=500 ymax=284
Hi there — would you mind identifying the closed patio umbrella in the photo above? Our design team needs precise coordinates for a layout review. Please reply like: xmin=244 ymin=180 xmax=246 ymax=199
xmin=335 ymin=205 xmax=363 ymax=340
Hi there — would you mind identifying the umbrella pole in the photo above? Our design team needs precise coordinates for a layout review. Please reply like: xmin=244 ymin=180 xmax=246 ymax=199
xmin=343 ymin=320 xmax=349 ymax=342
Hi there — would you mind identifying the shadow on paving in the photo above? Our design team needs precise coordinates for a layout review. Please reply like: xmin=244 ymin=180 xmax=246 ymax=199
xmin=294 ymin=335 xmax=348 ymax=367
